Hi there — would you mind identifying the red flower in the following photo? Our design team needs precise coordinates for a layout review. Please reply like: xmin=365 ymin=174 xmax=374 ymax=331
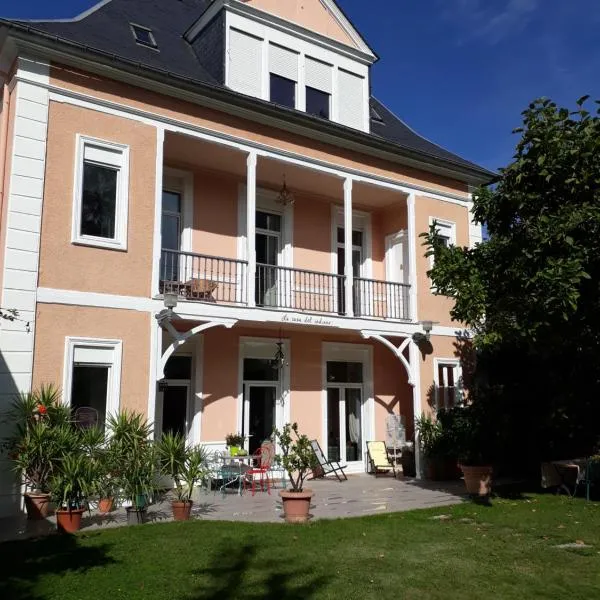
xmin=37 ymin=405 xmax=47 ymax=415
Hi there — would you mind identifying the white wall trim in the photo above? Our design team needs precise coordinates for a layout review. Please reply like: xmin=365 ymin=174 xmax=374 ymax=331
xmin=62 ymin=336 xmax=123 ymax=419
xmin=406 ymin=193 xmax=418 ymax=322
xmin=146 ymin=319 xmax=161 ymax=434
xmin=71 ymin=134 xmax=130 ymax=251
xmin=409 ymin=341 xmax=423 ymax=478
xmin=432 ymin=357 xmax=463 ymax=410
xmin=192 ymin=335 xmax=204 ymax=445
xmin=35 ymin=286 xmax=470 ymax=338
xmin=43 ymin=87 xmax=471 ymax=205
xmin=151 ymin=127 xmax=165 ymax=296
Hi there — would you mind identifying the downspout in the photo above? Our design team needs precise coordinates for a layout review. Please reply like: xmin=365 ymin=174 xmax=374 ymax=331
xmin=0 ymin=71 xmax=10 ymax=230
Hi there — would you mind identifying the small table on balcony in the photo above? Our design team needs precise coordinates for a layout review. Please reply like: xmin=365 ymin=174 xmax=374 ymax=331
xmin=183 ymin=278 xmax=218 ymax=302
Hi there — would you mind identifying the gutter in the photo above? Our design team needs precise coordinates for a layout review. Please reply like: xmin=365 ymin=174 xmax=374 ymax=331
xmin=0 ymin=20 xmax=495 ymax=186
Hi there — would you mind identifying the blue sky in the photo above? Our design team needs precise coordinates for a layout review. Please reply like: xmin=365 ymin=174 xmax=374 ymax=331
xmin=1 ymin=0 xmax=598 ymax=172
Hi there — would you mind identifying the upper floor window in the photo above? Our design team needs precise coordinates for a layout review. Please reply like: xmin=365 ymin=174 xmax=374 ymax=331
xmin=73 ymin=136 xmax=129 ymax=251
xmin=306 ymin=86 xmax=330 ymax=120
xmin=270 ymin=74 xmax=296 ymax=109
xmin=131 ymin=24 xmax=158 ymax=49
xmin=436 ymin=361 xmax=461 ymax=410
xmin=431 ymin=218 xmax=456 ymax=248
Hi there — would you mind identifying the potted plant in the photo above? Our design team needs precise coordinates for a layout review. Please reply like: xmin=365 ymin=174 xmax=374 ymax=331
xmin=452 ymin=406 xmax=494 ymax=496
xmin=225 ymin=433 xmax=245 ymax=456
xmin=5 ymin=385 xmax=70 ymax=519
xmin=107 ymin=412 xmax=156 ymax=525
xmin=49 ymin=452 xmax=93 ymax=533
xmin=274 ymin=423 xmax=317 ymax=523
xmin=157 ymin=432 xmax=209 ymax=521
xmin=415 ymin=412 xmax=460 ymax=480
xmin=92 ymin=442 xmax=119 ymax=514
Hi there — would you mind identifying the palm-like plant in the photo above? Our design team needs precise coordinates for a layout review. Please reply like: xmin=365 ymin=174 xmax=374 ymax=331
xmin=49 ymin=452 xmax=94 ymax=510
xmin=157 ymin=432 xmax=208 ymax=503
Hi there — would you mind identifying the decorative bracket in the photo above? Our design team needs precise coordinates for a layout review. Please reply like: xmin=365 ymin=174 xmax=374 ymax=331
xmin=360 ymin=331 xmax=414 ymax=385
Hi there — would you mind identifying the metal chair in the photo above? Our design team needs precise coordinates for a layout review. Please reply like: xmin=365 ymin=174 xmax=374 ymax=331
xmin=243 ymin=446 xmax=273 ymax=496
xmin=73 ymin=406 xmax=99 ymax=429
xmin=309 ymin=439 xmax=347 ymax=482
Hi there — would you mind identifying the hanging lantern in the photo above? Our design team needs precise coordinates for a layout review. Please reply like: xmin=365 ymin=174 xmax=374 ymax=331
xmin=276 ymin=175 xmax=295 ymax=206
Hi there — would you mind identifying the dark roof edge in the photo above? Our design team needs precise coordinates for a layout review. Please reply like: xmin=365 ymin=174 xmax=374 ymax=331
xmin=1 ymin=21 xmax=494 ymax=186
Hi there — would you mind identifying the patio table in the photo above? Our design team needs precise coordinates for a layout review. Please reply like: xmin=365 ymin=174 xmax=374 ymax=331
xmin=218 ymin=454 xmax=254 ymax=496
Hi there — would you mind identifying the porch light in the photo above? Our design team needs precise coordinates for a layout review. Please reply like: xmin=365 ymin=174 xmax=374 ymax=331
xmin=276 ymin=176 xmax=295 ymax=206
xmin=164 ymin=292 xmax=178 ymax=314
xmin=274 ymin=341 xmax=286 ymax=370
xmin=417 ymin=320 xmax=438 ymax=342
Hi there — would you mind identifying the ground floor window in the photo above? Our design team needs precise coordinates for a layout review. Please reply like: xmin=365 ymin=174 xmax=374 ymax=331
xmin=160 ymin=355 xmax=192 ymax=438
xmin=64 ymin=339 xmax=122 ymax=430
xmin=436 ymin=361 xmax=461 ymax=410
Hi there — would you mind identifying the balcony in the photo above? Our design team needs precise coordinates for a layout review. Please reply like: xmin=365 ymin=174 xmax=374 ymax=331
xmin=160 ymin=249 xmax=410 ymax=321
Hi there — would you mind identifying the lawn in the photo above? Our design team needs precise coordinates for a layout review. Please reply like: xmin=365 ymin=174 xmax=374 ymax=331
xmin=1 ymin=493 xmax=599 ymax=600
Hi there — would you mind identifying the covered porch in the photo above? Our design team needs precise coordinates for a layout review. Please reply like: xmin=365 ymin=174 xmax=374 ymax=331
xmin=155 ymin=131 xmax=415 ymax=322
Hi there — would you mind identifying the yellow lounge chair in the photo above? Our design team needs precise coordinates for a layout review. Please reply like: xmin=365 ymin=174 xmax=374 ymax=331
xmin=367 ymin=441 xmax=397 ymax=477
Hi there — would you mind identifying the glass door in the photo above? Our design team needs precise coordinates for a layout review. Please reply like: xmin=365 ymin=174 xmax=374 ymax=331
xmin=161 ymin=384 xmax=190 ymax=438
xmin=160 ymin=190 xmax=182 ymax=282
xmin=326 ymin=386 xmax=363 ymax=466
xmin=255 ymin=211 xmax=282 ymax=307
xmin=336 ymin=227 xmax=364 ymax=315
xmin=243 ymin=384 xmax=277 ymax=455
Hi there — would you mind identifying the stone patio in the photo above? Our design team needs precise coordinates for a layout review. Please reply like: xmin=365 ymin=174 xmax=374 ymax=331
xmin=0 ymin=475 xmax=466 ymax=542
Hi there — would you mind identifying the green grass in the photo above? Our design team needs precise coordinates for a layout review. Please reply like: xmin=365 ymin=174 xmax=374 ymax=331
xmin=2 ymin=493 xmax=600 ymax=600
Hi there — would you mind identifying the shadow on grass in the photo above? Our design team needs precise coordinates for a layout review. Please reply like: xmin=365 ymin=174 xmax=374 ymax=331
xmin=0 ymin=533 xmax=116 ymax=600
xmin=186 ymin=542 xmax=327 ymax=600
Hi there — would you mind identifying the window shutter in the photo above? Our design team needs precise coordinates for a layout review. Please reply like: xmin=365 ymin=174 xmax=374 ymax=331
xmin=228 ymin=28 xmax=263 ymax=97
xmin=73 ymin=346 xmax=114 ymax=365
xmin=84 ymin=144 xmax=122 ymax=167
xmin=270 ymin=44 xmax=298 ymax=81
xmin=337 ymin=69 xmax=364 ymax=129
xmin=305 ymin=56 xmax=332 ymax=93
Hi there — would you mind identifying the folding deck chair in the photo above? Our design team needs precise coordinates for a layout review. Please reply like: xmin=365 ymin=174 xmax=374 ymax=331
xmin=366 ymin=441 xmax=397 ymax=477
xmin=309 ymin=440 xmax=348 ymax=482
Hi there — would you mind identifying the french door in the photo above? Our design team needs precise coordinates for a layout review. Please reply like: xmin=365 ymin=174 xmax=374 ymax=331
xmin=161 ymin=382 xmax=190 ymax=439
xmin=160 ymin=190 xmax=182 ymax=282
xmin=326 ymin=385 xmax=364 ymax=466
xmin=243 ymin=383 xmax=278 ymax=455
xmin=255 ymin=210 xmax=282 ymax=307
xmin=336 ymin=227 xmax=364 ymax=315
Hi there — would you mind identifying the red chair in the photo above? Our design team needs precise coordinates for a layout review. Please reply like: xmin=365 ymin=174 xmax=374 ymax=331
xmin=243 ymin=445 xmax=274 ymax=496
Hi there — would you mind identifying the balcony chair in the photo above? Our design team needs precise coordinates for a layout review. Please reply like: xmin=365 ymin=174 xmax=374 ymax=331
xmin=366 ymin=441 xmax=397 ymax=478
xmin=309 ymin=440 xmax=347 ymax=482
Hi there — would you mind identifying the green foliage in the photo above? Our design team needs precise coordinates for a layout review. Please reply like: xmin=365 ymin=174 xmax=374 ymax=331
xmin=225 ymin=433 xmax=245 ymax=447
xmin=273 ymin=423 xmax=317 ymax=492
xmin=49 ymin=452 xmax=95 ymax=510
xmin=415 ymin=414 xmax=443 ymax=458
xmin=422 ymin=97 xmax=600 ymax=467
xmin=157 ymin=432 xmax=209 ymax=503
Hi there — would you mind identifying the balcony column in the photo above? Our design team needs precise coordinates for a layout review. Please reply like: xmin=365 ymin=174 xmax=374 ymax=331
xmin=246 ymin=152 xmax=257 ymax=307
xmin=152 ymin=126 xmax=165 ymax=297
xmin=343 ymin=177 xmax=354 ymax=317
xmin=406 ymin=192 xmax=418 ymax=321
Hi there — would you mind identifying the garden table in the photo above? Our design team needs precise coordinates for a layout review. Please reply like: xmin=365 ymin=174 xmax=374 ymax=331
xmin=218 ymin=454 xmax=253 ymax=496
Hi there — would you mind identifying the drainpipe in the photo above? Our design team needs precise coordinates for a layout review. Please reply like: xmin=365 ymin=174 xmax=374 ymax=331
xmin=0 ymin=71 xmax=10 ymax=230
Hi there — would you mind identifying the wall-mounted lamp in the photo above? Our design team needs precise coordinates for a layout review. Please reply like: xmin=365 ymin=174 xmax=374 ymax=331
xmin=164 ymin=292 xmax=178 ymax=316
xmin=412 ymin=320 xmax=438 ymax=345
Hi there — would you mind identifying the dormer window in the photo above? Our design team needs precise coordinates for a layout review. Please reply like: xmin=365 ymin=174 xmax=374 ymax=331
xmin=306 ymin=87 xmax=330 ymax=120
xmin=131 ymin=24 xmax=158 ymax=49
xmin=270 ymin=74 xmax=296 ymax=109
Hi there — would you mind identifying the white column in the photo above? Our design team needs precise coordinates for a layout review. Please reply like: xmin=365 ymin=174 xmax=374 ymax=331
xmin=246 ymin=152 xmax=257 ymax=307
xmin=409 ymin=341 xmax=423 ymax=478
xmin=147 ymin=319 xmax=162 ymax=437
xmin=151 ymin=127 xmax=165 ymax=297
xmin=343 ymin=177 xmax=354 ymax=317
xmin=406 ymin=192 xmax=418 ymax=322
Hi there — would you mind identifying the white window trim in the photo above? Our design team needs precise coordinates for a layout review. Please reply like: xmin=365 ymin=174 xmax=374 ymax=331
xmin=428 ymin=218 xmax=457 ymax=286
xmin=237 ymin=184 xmax=294 ymax=267
xmin=331 ymin=206 xmax=372 ymax=279
xmin=236 ymin=337 xmax=291 ymax=449
xmin=62 ymin=337 xmax=123 ymax=420
xmin=72 ymin=135 xmax=130 ymax=251
xmin=321 ymin=342 xmax=374 ymax=473
xmin=433 ymin=358 xmax=462 ymax=411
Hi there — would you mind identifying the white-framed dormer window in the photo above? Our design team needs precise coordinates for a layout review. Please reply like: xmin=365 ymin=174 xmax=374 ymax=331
xmin=63 ymin=337 xmax=122 ymax=431
xmin=434 ymin=359 xmax=462 ymax=411
xmin=72 ymin=135 xmax=130 ymax=251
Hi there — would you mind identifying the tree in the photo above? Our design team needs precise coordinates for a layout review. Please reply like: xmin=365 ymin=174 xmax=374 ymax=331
xmin=424 ymin=97 xmax=600 ymax=470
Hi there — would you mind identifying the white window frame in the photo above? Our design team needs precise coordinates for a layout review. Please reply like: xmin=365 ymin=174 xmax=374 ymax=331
xmin=433 ymin=358 xmax=462 ymax=411
xmin=62 ymin=337 xmax=123 ymax=421
xmin=72 ymin=135 xmax=130 ymax=251
xmin=428 ymin=217 xmax=456 ymax=268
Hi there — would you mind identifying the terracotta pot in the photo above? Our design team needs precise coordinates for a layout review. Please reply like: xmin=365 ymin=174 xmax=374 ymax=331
xmin=460 ymin=465 xmax=493 ymax=496
xmin=56 ymin=508 xmax=85 ymax=533
xmin=171 ymin=500 xmax=193 ymax=521
xmin=24 ymin=492 xmax=51 ymax=520
xmin=279 ymin=489 xmax=313 ymax=523
xmin=126 ymin=506 xmax=147 ymax=525
xmin=98 ymin=497 xmax=114 ymax=514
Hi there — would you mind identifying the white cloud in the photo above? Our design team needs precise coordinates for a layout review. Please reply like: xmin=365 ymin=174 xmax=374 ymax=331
xmin=442 ymin=0 xmax=540 ymax=45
